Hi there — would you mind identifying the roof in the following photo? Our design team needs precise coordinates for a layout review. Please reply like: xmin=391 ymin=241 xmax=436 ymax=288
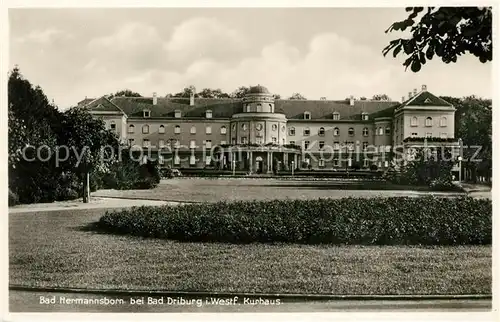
xmin=248 ymin=85 xmax=270 ymax=94
xmin=86 ymin=96 xmax=399 ymax=120
xmin=77 ymin=98 xmax=95 ymax=106
xmin=401 ymin=90 xmax=453 ymax=108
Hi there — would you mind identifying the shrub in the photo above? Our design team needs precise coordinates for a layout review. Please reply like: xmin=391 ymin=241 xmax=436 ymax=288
xmin=8 ymin=189 xmax=19 ymax=206
xmin=97 ymin=196 xmax=491 ymax=245
xmin=429 ymin=178 xmax=463 ymax=192
xmin=370 ymin=164 xmax=378 ymax=171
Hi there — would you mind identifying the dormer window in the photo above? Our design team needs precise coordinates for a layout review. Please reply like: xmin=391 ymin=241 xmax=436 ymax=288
xmin=362 ymin=113 xmax=369 ymax=121
xmin=333 ymin=112 xmax=340 ymax=120
xmin=174 ymin=110 xmax=181 ymax=118
xmin=143 ymin=110 xmax=150 ymax=118
xmin=206 ymin=110 xmax=212 ymax=118
xmin=304 ymin=112 xmax=311 ymax=120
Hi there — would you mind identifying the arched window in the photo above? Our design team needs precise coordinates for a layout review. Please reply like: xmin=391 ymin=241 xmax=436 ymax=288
xmin=174 ymin=125 xmax=181 ymax=134
xmin=425 ymin=117 xmax=433 ymax=127
xmin=190 ymin=126 xmax=196 ymax=134
xmin=385 ymin=126 xmax=391 ymax=135
xmin=304 ymin=127 xmax=310 ymax=136
xmin=333 ymin=127 xmax=340 ymax=136
xmin=318 ymin=127 xmax=325 ymax=136
xmin=378 ymin=127 xmax=383 ymax=135
xmin=246 ymin=104 xmax=251 ymax=112
xmin=333 ymin=112 xmax=340 ymax=120
xmin=411 ymin=116 xmax=418 ymax=126
xmin=142 ymin=124 xmax=149 ymax=134
xmin=159 ymin=125 xmax=165 ymax=134
xmin=363 ymin=127 xmax=369 ymax=136
xmin=440 ymin=116 xmax=447 ymax=127
xmin=348 ymin=127 xmax=355 ymax=136
xmin=220 ymin=126 xmax=227 ymax=134
xmin=289 ymin=127 xmax=295 ymax=136
xmin=256 ymin=104 xmax=262 ymax=112
xmin=128 ymin=124 xmax=135 ymax=133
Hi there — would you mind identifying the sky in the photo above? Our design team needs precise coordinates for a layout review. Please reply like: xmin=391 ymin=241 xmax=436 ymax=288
xmin=9 ymin=7 xmax=492 ymax=109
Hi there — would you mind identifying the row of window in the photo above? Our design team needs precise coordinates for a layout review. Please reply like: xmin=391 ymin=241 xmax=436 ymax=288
xmin=410 ymin=132 xmax=448 ymax=139
xmin=297 ymin=141 xmax=392 ymax=151
xmin=312 ymin=159 xmax=389 ymax=168
xmin=132 ymin=139 xmax=226 ymax=149
xmin=128 ymin=124 xmax=228 ymax=135
xmin=289 ymin=126 xmax=391 ymax=137
xmin=303 ymin=112 xmax=370 ymax=121
xmin=143 ymin=110 xmax=214 ymax=119
xmin=409 ymin=116 xmax=447 ymax=127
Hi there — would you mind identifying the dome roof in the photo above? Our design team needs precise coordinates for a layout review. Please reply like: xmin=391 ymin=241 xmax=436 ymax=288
xmin=248 ymin=85 xmax=270 ymax=94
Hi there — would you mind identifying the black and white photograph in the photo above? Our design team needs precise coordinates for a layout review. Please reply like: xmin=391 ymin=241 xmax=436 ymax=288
xmin=4 ymin=3 xmax=494 ymax=319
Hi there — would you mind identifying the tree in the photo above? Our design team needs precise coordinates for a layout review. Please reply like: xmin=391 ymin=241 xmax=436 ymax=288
xmin=288 ymin=93 xmax=307 ymax=100
xmin=198 ymin=88 xmax=230 ymax=98
xmin=112 ymin=89 xmax=142 ymax=97
xmin=173 ymin=86 xmax=197 ymax=98
xmin=372 ymin=94 xmax=391 ymax=101
xmin=383 ymin=7 xmax=492 ymax=72
xmin=273 ymin=94 xmax=281 ymax=99
xmin=231 ymin=86 xmax=250 ymax=98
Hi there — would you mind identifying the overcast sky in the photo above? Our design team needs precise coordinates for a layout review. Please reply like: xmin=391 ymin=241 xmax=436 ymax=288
xmin=9 ymin=7 xmax=492 ymax=109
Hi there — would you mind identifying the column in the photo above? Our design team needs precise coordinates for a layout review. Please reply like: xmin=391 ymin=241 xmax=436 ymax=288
xmin=249 ymin=151 xmax=253 ymax=173
xmin=284 ymin=153 xmax=288 ymax=170
xmin=293 ymin=154 xmax=298 ymax=169
xmin=267 ymin=152 xmax=271 ymax=173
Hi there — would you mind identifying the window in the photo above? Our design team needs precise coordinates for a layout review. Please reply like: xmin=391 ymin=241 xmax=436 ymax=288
xmin=304 ymin=141 xmax=310 ymax=150
xmin=362 ymin=113 xmax=369 ymax=121
xmin=363 ymin=142 xmax=368 ymax=150
xmin=256 ymin=104 xmax=262 ymax=112
xmin=190 ymin=155 xmax=196 ymax=165
xmin=172 ymin=139 xmax=180 ymax=148
xmin=333 ymin=142 xmax=340 ymax=150
xmin=440 ymin=132 xmax=447 ymax=139
xmin=347 ymin=142 xmax=354 ymax=151
xmin=143 ymin=110 xmax=150 ymax=118
xmin=220 ymin=126 xmax=227 ymax=134
xmin=205 ymin=156 xmax=211 ymax=165
xmin=289 ymin=140 xmax=296 ymax=145
xmin=128 ymin=139 xmax=134 ymax=146
xmin=289 ymin=127 xmax=295 ymax=136
xmin=319 ymin=159 xmax=325 ymax=167
xmin=411 ymin=132 xmax=418 ymax=137
xmin=385 ymin=126 xmax=391 ymax=135
xmin=384 ymin=161 xmax=389 ymax=168
xmin=256 ymin=137 xmax=263 ymax=144
xmin=190 ymin=126 xmax=196 ymax=134
xmin=333 ymin=112 xmax=340 ymax=120
xmin=318 ymin=127 xmax=325 ymax=136
xmin=281 ymin=125 xmax=286 ymax=133
xmin=333 ymin=127 xmax=340 ymax=136
xmin=128 ymin=124 xmax=135 ymax=133
xmin=319 ymin=141 xmax=325 ymax=150
xmin=411 ymin=116 xmax=418 ymax=127
xmin=205 ymin=140 xmax=212 ymax=149
xmin=206 ymin=110 xmax=212 ymax=118
xmin=348 ymin=128 xmax=355 ymax=136
xmin=174 ymin=110 xmax=181 ymax=118
xmin=158 ymin=155 xmax=164 ymax=165
xmin=110 ymin=121 xmax=116 ymax=130
xmin=206 ymin=126 xmax=212 ymax=134
xmin=241 ymin=123 xmax=247 ymax=131
xmin=385 ymin=145 xmax=391 ymax=153
xmin=272 ymin=137 xmax=277 ymax=143
xmin=174 ymin=155 xmax=180 ymax=165
xmin=174 ymin=125 xmax=181 ymax=134
xmin=189 ymin=140 xmax=196 ymax=149
xmin=426 ymin=132 xmax=432 ymax=138
xmin=142 ymin=139 xmax=150 ymax=147
xmin=142 ymin=125 xmax=149 ymax=134
xmin=240 ymin=137 xmax=247 ymax=144
xmin=246 ymin=104 xmax=251 ymax=112
xmin=378 ymin=127 xmax=384 ymax=136
xmin=333 ymin=159 xmax=340 ymax=167
xmin=272 ymin=124 xmax=277 ymax=131
xmin=159 ymin=125 xmax=165 ymax=134
xmin=231 ymin=124 xmax=236 ymax=132
xmin=304 ymin=127 xmax=310 ymax=136
xmin=158 ymin=139 xmax=165 ymax=147
xmin=425 ymin=117 xmax=432 ymax=127
xmin=269 ymin=104 xmax=273 ymax=112
xmin=440 ymin=117 xmax=447 ymax=127
xmin=304 ymin=112 xmax=311 ymax=120
xmin=231 ymin=138 xmax=236 ymax=145
xmin=220 ymin=140 xmax=227 ymax=145
xmin=363 ymin=127 xmax=369 ymax=136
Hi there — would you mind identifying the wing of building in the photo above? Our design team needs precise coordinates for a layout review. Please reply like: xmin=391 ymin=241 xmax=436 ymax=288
xmin=83 ymin=84 xmax=457 ymax=173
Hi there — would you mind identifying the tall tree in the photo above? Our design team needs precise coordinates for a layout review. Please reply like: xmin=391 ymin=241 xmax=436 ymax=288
xmin=383 ymin=7 xmax=492 ymax=72
xmin=198 ymin=88 xmax=230 ymax=98
xmin=112 ymin=89 xmax=142 ymax=97
xmin=173 ymin=86 xmax=198 ymax=98
xmin=231 ymin=86 xmax=250 ymax=98
xmin=288 ymin=93 xmax=307 ymax=100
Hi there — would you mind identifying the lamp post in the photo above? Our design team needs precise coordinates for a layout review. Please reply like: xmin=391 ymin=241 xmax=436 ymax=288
xmin=291 ymin=161 xmax=294 ymax=176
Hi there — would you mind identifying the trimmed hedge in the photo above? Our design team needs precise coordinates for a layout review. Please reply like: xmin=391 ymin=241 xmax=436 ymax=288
xmin=97 ymin=197 xmax=491 ymax=245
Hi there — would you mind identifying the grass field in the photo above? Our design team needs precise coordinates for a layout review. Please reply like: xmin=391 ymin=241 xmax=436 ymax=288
xmin=9 ymin=208 xmax=491 ymax=295
xmin=93 ymin=178 xmax=469 ymax=203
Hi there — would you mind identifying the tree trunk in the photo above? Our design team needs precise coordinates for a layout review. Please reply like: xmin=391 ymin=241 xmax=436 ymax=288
xmin=82 ymin=172 xmax=90 ymax=203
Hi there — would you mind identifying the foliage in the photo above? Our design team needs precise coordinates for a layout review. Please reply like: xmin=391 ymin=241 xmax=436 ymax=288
xmin=112 ymin=89 xmax=142 ymax=97
xmin=171 ymin=85 xmax=197 ymax=98
xmin=230 ymin=86 xmax=250 ymax=98
xmin=372 ymin=94 xmax=391 ymax=101
xmin=198 ymin=88 xmax=230 ymax=99
xmin=289 ymin=93 xmax=307 ymax=100
xmin=383 ymin=7 xmax=492 ymax=72
xmin=98 ymin=196 xmax=491 ymax=245
xmin=9 ymin=189 xmax=19 ymax=206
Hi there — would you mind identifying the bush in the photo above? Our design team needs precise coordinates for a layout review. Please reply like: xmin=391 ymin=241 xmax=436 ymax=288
xmin=56 ymin=187 xmax=79 ymax=201
xmin=8 ymin=189 xmax=19 ymax=206
xmin=97 ymin=197 xmax=491 ymax=245
xmin=370 ymin=164 xmax=378 ymax=171
xmin=429 ymin=178 xmax=463 ymax=192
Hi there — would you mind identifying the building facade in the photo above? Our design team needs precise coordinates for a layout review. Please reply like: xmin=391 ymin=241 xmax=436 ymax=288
xmin=85 ymin=84 xmax=458 ymax=173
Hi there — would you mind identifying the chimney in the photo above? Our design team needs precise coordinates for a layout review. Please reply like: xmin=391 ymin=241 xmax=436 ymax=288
xmin=402 ymin=96 xmax=405 ymax=102
xmin=422 ymin=84 xmax=427 ymax=91
xmin=349 ymin=95 xmax=355 ymax=106
xmin=408 ymin=91 xmax=412 ymax=99
xmin=152 ymin=92 xmax=157 ymax=105
xmin=189 ymin=87 xmax=196 ymax=106
xmin=413 ymin=88 xmax=418 ymax=96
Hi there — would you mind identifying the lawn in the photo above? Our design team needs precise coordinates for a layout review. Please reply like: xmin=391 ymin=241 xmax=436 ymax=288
xmin=9 ymin=208 xmax=491 ymax=295
xmin=93 ymin=178 xmax=467 ymax=203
